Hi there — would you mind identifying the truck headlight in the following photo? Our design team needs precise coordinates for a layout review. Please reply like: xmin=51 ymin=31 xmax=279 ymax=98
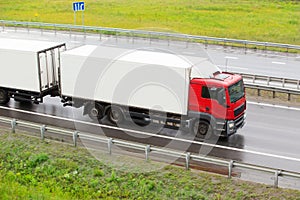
xmin=228 ymin=121 xmax=235 ymax=129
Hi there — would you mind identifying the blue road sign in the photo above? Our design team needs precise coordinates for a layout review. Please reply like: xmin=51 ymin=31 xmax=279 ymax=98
xmin=73 ymin=2 xmax=85 ymax=12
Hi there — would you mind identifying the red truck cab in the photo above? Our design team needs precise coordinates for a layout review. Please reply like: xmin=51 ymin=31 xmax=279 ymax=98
xmin=189 ymin=72 xmax=246 ymax=137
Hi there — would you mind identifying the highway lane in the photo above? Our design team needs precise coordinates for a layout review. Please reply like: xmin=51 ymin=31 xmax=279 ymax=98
xmin=1 ymin=97 xmax=300 ymax=172
xmin=1 ymin=27 xmax=300 ymax=172
xmin=1 ymin=27 xmax=300 ymax=79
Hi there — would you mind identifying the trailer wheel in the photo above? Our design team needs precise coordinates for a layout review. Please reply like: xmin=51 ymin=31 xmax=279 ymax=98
xmin=193 ymin=120 xmax=213 ymax=139
xmin=107 ymin=106 xmax=124 ymax=125
xmin=88 ymin=103 xmax=104 ymax=121
xmin=0 ymin=89 xmax=9 ymax=105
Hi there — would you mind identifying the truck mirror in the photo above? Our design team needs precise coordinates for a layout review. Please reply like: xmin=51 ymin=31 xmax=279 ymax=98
xmin=217 ymin=89 xmax=226 ymax=106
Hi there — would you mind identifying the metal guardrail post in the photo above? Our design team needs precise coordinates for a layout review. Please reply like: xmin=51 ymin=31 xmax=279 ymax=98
xmin=108 ymin=138 xmax=113 ymax=155
xmin=185 ymin=152 xmax=191 ymax=170
xmin=145 ymin=145 xmax=151 ymax=161
xmin=40 ymin=125 xmax=46 ymax=140
xmin=73 ymin=131 xmax=79 ymax=147
xmin=84 ymin=26 xmax=86 ymax=39
xmin=274 ymin=170 xmax=281 ymax=188
xmin=11 ymin=119 xmax=17 ymax=133
xmin=267 ymin=77 xmax=270 ymax=85
xmin=288 ymin=93 xmax=291 ymax=101
xmin=252 ymin=75 xmax=256 ymax=83
xmin=54 ymin=24 xmax=57 ymax=35
xmin=131 ymin=32 xmax=134 ymax=44
xmin=257 ymin=89 xmax=261 ymax=96
xmin=228 ymin=160 xmax=234 ymax=179
xmin=185 ymin=36 xmax=189 ymax=48
xmin=40 ymin=23 xmax=43 ymax=35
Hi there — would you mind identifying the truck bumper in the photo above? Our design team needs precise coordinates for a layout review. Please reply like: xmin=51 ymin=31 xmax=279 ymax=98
xmin=220 ymin=113 xmax=246 ymax=137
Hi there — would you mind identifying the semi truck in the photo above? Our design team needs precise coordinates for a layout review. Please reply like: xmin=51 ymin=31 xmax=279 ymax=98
xmin=0 ymin=38 xmax=66 ymax=104
xmin=0 ymin=38 xmax=246 ymax=138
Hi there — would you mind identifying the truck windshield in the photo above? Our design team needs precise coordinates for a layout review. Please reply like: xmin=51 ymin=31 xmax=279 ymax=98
xmin=228 ymin=80 xmax=244 ymax=103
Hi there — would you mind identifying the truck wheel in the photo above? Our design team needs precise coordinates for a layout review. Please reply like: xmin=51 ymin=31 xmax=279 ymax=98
xmin=0 ymin=89 xmax=9 ymax=105
xmin=107 ymin=106 xmax=124 ymax=125
xmin=88 ymin=103 xmax=104 ymax=120
xmin=193 ymin=120 xmax=212 ymax=139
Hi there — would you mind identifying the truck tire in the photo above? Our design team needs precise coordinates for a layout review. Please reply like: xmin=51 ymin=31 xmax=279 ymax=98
xmin=0 ymin=89 xmax=9 ymax=105
xmin=88 ymin=103 xmax=104 ymax=121
xmin=107 ymin=106 xmax=124 ymax=125
xmin=192 ymin=120 xmax=213 ymax=139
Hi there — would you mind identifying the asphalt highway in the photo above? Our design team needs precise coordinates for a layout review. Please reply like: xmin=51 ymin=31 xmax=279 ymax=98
xmin=1 ymin=27 xmax=300 ymax=187
xmin=1 ymin=98 xmax=300 ymax=173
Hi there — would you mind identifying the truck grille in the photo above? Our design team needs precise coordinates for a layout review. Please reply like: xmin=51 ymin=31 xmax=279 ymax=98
xmin=234 ymin=114 xmax=245 ymax=128
xmin=234 ymin=103 xmax=245 ymax=117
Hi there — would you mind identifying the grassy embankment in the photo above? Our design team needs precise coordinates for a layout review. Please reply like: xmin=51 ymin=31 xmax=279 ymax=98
xmin=1 ymin=129 xmax=300 ymax=199
xmin=0 ymin=0 xmax=299 ymax=45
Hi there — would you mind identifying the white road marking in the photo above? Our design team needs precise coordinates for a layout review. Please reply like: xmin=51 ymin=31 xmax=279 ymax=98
xmin=272 ymin=61 xmax=286 ymax=65
xmin=248 ymin=101 xmax=300 ymax=111
xmin=225 ymin=56 xmax=238 ymax=60
xmin=218 ymin=65 xmax=249 ymax=70
xmin=1 ymin=105 xmax=300 ymax=163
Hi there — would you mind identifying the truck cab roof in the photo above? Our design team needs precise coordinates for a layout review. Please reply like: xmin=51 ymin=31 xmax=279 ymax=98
xmin=191 ymin=72 xmax=242 ymax=87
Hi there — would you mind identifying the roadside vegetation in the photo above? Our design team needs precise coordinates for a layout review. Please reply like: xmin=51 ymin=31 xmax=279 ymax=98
xmin=0 ymin=129 xmax=300 ymax=199
xmin=0 ymin=0 xmax=299 ymax=45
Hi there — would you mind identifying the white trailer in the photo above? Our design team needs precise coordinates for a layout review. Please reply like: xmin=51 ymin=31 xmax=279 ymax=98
xmin=0 ymin=38 xmax=65 ymax=104
xmin=60 ymin=45 xmax=194 ymax=115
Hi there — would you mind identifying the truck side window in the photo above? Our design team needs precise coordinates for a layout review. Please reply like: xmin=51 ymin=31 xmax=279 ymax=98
xmin=202 ymin=86 xmax=225 ymax=101
xmin=202 ymin=86 xmax=211 ymax=99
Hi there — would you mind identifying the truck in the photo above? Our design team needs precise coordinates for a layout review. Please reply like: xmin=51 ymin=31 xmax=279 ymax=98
xmin=0 ymin=38 xmax=66 ymax=104
xmin=0 ymin=38 xmax=246 ymax=138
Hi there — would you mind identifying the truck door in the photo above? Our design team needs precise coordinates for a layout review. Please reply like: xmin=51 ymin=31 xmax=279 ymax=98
xmin=199 ymin=86 xmax=227 ymax=119
xmin=38 ymin=49 xmax=59 ymax=91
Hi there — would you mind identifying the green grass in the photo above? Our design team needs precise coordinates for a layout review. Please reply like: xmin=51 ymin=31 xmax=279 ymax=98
xmin=0 ymin=0 xmax=299 ymax=45
xmin=1 ymin=130 xmax=300 ymax=199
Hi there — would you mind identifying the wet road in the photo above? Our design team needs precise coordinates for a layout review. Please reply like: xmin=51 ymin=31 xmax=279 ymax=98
xmin=1 ymin=27 xmax=300 ymax=178
xmin=1 ymin=97 xmax=300 ymax=173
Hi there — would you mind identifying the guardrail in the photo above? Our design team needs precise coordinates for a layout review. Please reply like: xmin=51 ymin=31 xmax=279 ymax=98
xmin=1 ymin=20 xmax=300 ymax=52
xmin=1 ymin=116 xmax=300 ymax=188
xmin=236 ymin=72 xmax=300 ymax=100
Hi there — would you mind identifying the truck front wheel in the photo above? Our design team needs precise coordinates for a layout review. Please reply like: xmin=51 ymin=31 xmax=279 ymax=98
xmin=0 ymin=89 xmax=9 ymax=105
xmin=192 ymin=120 xmax=213 ymax=139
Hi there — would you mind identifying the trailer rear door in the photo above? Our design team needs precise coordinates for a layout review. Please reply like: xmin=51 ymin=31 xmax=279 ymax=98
xmin=38 ymin=45 xmax=64 ymax=92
